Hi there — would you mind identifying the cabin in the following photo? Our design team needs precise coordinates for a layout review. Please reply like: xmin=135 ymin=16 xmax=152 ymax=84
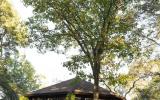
xmin=26 ymin=78 xmax=123 ymax=100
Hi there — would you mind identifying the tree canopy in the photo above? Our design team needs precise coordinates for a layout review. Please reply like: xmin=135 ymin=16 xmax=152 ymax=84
xmin=0 ymin=55 xmax=40 ymax=99
xmin=22 ymin=0 xmax=160 ymax=99
xmin=0 ymin=0 xmax=40 ymax=99
xmin=0 ymin=0 xmax=28 ymax=57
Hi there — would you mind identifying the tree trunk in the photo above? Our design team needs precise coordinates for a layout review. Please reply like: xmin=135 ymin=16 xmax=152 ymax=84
xmin=93 ymin=62 xmax=100 ymax=100
xmin=93 ymin=75 xmax=99 ymax=100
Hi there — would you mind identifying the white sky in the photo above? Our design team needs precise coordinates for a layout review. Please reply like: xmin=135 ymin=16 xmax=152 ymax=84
xmin=10 ymin=0 xmax=75 ymax=86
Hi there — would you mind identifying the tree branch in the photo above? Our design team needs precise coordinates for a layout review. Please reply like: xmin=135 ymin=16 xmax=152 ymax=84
xmin=102 ymin=80 xmax=112 ymax=92
xmin=124 ymin=72 xmax=160 ymax=98
xmin=52 ymin=4 xmax=92 ymax=60
xmin=138 ymin=33 xmax=160 ymax=46
xmin=124 ymin=76 xmax=142 ymax=98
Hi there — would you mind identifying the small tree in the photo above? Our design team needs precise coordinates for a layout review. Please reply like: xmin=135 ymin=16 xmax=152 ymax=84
xmin=66 ymin=93 xmax=76 ymax=100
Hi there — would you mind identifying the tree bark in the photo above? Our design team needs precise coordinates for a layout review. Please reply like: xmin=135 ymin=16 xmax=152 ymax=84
xmin=93 ymin=62 xmax=100 ymax=100
xmin=93 ymin=75 xmax=99 ymax=100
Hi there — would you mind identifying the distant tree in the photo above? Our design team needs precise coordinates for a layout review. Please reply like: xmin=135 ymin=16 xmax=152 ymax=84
xmin=0 ymin=0 xmax=28 ymax=57
xmin=100 ymin=0 xmax=160 ymax=99
xmin=0 ymin=0 xmax=40 ymax=99
xmin=127 ymin=60 xmax=160 ymax=100
xmin=22 ymin=0 xmax=160 ymax=99
xmin=0 ymin=56 xmax=40 ymax=99
xmin=0 ymin=76 xmax=18 ymax=100
xmin=136 ymin=76 xmax=160 ymax=100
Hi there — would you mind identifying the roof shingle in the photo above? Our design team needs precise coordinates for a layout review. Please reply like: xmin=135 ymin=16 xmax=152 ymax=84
xmin=28 ymin=78 xmax=111 ymax=95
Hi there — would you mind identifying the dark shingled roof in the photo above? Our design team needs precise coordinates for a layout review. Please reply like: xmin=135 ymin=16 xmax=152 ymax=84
xmin=27 ymin=78 xmax=123 ymax=100
xmin=28 ymin=78 xmax=110 ymax=94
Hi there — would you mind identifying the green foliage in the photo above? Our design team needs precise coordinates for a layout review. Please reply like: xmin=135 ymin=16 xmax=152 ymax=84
xmin=0 ymin=0 xmax=39 ymax=99
xmin=0 ymin=0 xmax=28 ymax=57
xmin=10 ymin=56 xmax=40 ymax=94
xmin=121 ymin=59 xmax=160 ymax=99
xmin=22 ymin=0 xmax=142 ymax=75
xmin=129 ymin=59 xmax=160 ymax=78
xmin=66 ymin=93 xmax=76 ymax=100
xmin=19 ymin=96 xmax=29 ymax=100
xmin=0 ymin=55 xmax=40 ymax=98
xmin=22 ymin=0 xmax=160 ymax=99
xmin=135 ymin=76 xmax=160 ymax=100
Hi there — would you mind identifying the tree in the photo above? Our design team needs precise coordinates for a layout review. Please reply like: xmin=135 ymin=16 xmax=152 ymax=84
xmin=0 ymin=0 xmax=28 ymax=57
xmin=0 ymin=0 xmax=27 ymax=99
xmin=22 ymin=0 xmax=160 ymax=99
xmin=123 ymin=58 xmax=160 ymax=99
xmin=100 ymin=0 xmax=160 ymax=99
xmin=0 ymin=55 xmax=40 ymax=99
xmin=0 ymin=76 xmax=18 ymax=100
xmin=0 ymin=0 xmax=40 ymax=99
xmin=102 ymin=56 xmax=160 ymax=99
xmin=119 ymin=0 xmax=160 ymax=98
xmin=136 ymin=76 xmax=160 ymax=100
xmin=0 ymin=55 xmax=40 ymax=97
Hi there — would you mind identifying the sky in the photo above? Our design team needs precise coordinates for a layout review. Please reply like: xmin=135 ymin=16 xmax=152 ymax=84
xmin=10 ymin=0 xmax=75 ymax=86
